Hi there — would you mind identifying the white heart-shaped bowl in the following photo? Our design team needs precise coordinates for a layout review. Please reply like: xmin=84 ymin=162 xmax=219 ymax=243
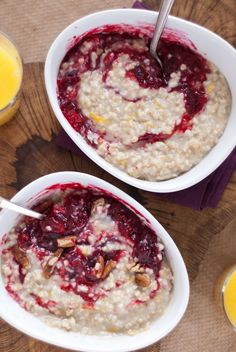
xmin=45 ymin=9 xmax=236 ymax=193
xmin=0 ymin=171 xmax=189 ymax=352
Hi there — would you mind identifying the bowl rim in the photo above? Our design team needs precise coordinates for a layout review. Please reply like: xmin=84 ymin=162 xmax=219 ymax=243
xmin=0 ymin=171 xmax=189 ymax=352
xmin=45 ymin=8 xmax=236 ymax=193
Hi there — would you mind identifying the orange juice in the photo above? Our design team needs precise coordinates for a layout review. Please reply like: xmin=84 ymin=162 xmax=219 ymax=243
xmin=0 ymin=32 xmax=23 ymax=126
xmin=223 ymin=268 xmax=236 ymax=327
xmin=216 ymin=265 xmax=236 ymax=329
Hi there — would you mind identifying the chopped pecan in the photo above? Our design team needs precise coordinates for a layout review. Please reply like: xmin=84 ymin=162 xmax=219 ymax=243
xmin=43 ymin=248 xmax=63 ymax=279
xmin=135 ymin=273 xmax=151 ymax=288
xmin=91 ymin=198 xmax=105 ymax=215
xmin=128 ymin=262 xmax=144 ymax=273
xmin=57 ymin=236 xmax=76 ymax=248
xmin=94 ymin=255 xmax=105 ymax=278
xmin=13 ymin=245 xmax=30 ymax=269
xmin=101 ymin=260 xmax=117 ymax=279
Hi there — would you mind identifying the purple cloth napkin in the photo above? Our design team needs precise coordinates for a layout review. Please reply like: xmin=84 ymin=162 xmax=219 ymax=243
xmin=55 ymin=0 xmax=236 ymax=210
xmin=132 ymin=0 xmax=151 ymax=10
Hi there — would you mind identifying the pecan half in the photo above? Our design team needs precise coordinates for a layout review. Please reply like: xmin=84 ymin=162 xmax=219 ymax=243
xmin=57 ymin=236 xmax=76 ymax=248
xmin=43 ymin=248 xmax=63 ymax=279
xmin=135 ymin=273 xmax=151 ymax=288
xmin=13 ymin=245 xmax=30 ymax=269
xmin=101 ymin=260 xmax=117 ymax=279
xmin=94 ymin=255 xmax=105 ymax=278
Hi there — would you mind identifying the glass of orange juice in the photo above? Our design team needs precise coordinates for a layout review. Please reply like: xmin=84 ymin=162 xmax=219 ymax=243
xmin=215 ymin=265 xmax=236 ymax=329
xmin=0 ymin=31 xmax=23 ymax=126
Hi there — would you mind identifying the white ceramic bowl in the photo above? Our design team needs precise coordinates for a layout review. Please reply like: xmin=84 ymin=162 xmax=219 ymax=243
xmin=45 ymin=9 xmax=236 ymax=193
xmin=0 ymin=172 xmax=189 ymax=352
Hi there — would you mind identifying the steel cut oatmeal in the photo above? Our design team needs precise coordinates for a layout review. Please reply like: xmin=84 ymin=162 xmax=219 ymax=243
xmin=57 ymin=24 xmax=231 ymax=181
xmin=1 ymin=183 xmax=173 ymax=334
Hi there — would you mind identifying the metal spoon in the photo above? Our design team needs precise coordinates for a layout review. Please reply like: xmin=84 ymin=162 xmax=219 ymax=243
xmin=150 ymin=0 xmax=175 ymax=67
xmin=0 ymin=196 xmax=44 ymax=220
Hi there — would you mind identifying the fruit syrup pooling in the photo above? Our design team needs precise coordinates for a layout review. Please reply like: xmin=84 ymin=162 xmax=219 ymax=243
xmin=10 ymin=183 xmax=163 ymax=305
xmin=57 ymin=24 xmax=211 ymax=147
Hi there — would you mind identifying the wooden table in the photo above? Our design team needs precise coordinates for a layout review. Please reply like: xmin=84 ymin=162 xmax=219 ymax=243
xmin=1 ymin=1 xmax=236 ymax=351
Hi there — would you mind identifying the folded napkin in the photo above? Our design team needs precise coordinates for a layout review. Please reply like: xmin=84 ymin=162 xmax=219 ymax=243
xmin=55 ymin=0 xmax=236 ymax=210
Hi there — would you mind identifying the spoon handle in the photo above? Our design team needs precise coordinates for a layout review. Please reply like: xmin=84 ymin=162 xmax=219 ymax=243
xmin=150 ymin=0 xmax=175 ymax=57
xmin=0 ymin=196 xmax=44 ymax=220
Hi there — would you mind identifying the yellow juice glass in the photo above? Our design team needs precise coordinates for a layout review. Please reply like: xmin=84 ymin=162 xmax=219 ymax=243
xmin=0 ymin=31 xmax=23 ymax=126
xmin=216 ymin=265 xmax=236 ymax=329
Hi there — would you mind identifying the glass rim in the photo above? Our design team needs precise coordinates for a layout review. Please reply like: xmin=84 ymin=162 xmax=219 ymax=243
xmin=221 ymin=265 xmax=236 ymax=330
xmin=0 ymin=30 xmax=23 ymax=113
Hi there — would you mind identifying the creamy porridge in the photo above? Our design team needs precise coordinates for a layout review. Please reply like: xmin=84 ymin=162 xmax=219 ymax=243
xmin=1 ymin=183 xmax=173 ymax=334
xmin=57 ymin=25 xmax=231 ymax=181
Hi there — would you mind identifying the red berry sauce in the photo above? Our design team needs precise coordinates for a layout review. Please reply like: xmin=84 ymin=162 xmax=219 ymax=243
xmin=57 ymin=24 xmax=210 ymax=147
xmin=10 ymin=183 xmax=163 ymax=304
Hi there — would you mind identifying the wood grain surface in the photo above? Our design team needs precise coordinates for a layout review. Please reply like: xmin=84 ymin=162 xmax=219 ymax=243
xmin=0 ymin=1 xmax=236 ymax=352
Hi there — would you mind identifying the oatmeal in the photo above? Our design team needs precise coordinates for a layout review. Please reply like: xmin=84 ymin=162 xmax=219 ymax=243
xmin=1 ymin=183 xmax=173 ymax=334
xmin=57 ymin=25 xmax=231 ymax=181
